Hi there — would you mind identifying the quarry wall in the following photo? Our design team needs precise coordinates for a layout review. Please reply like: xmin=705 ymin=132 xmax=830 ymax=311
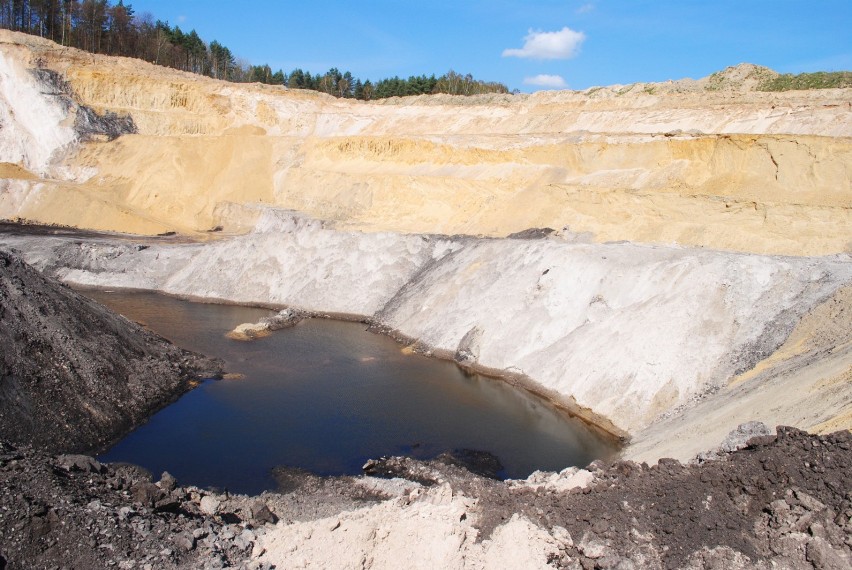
xmin=0 ymin=30 xmax=849 ymax=255
xmin=0 ymin=30 xmax=850 ymax=454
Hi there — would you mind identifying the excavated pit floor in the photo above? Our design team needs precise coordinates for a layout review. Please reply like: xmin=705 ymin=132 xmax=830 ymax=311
xmin=85 ymin=290 xmax=617 ymax=494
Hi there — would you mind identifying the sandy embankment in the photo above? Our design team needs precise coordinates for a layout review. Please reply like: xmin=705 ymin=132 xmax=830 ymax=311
xmin=0 ymin=28 xmax=850 ymax=453
xmin=3 ymin=220 xmax=850 ymax=454
xmin=0 ymin=29 xmax=850 ymax=255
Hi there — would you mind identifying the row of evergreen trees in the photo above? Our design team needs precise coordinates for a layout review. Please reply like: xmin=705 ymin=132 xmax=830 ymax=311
xmin=263 ymin=68 xmax=510 ymax=99
xmin=0 ymin=0 xmax=509 ymax=98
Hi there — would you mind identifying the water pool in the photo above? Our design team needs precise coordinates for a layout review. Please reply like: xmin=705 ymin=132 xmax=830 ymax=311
xmin=89 ymin=290 xmax=616 ymax=494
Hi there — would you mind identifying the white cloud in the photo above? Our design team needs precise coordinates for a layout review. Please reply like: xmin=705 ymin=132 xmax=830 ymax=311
xmin=523 ymin=74 xmax=568 ymax=88
xmin=576 ymin=3 xmax=595 ymax=14
xmin=177 ymin=15 xmax=187 ymax=23
xmin=502 ymin=27 xmax=586 ymax=60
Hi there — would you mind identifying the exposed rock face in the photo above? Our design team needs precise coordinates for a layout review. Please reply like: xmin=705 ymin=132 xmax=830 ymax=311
xmin=0 ymin=30 xmax=849 ymax=255
xmin=0 ymin=249 xmax=220 ymax=453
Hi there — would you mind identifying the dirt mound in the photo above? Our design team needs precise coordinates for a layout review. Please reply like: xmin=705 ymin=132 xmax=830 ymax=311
xmin=0 ymin=440 xmax=274 ymax=569
xmin=700 ymin=63 xmax=780 ymax=92
xmin=514 ymin=426 xmax=851 ymax=568
xmin=1 ymin=427 xmax=848 ymax=569
xmin=0 ymin=249 xmax=221 ymax=453
xmin=290 ymin=427 xmax=851 ymax=570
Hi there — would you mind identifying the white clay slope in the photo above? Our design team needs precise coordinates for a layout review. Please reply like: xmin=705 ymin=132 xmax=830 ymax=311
xmin=3 ymin=218 xmax=849 ymax=438
xmin=0 ymin=47 xmax=77 ymax=174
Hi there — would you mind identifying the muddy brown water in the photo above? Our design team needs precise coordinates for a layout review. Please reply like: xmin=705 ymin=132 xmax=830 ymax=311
xmin=87 ymin=290 xmax=617 ymax=494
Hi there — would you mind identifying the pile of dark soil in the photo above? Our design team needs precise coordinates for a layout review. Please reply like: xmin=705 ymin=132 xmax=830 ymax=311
xmin=404 ymin=426 xmax=852 ymax=569
xmin=1 ymin=428 xmax=848 ymax=569
xmin=0 ymin=441 xmax=276 ymax=569
xmin=530 ymin=426 xmax=851 ymax=569
xmin=0 ymin=249 xmax=221 ymax=453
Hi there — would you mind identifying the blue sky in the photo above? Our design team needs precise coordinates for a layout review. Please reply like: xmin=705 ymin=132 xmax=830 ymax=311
xmin=129 ymin=0 xmax=851 ymax=92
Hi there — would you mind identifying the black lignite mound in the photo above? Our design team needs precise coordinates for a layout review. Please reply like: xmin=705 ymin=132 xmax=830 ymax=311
xmin=0 ymin=249 xmax=221 ymax=454
xmin=0 ymin=441 xmax=275 ymax=570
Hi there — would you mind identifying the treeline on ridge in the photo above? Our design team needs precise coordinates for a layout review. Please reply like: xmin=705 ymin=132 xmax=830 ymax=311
xmin=0 ymin=0 xmax=509 ymax=99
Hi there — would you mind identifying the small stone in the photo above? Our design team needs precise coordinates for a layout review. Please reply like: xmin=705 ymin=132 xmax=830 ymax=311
xmin=200 ymin=533 xmax=218 ymax=549
xmin=157 ymin=471 xmax=177 ymax=492
xmin=153 ymin=497 xmax=180 ymax=513
xmin=557 ymin=469 xmax=595 ymax=492
xmin=551 ymin=525 xmax=573 ymax=546
xmin=131 ymin=482 xmax=162 ymax=508
xmin=56 ymin=454 xmax=104 ymax=473
xmin=720 ymin=421 xmax=772 ymax=453
xmin=795 ymin=490 xmax=826 ymax=513
xmin=807 ymin=537 xmax=852 ymax=570
xmin=174 ymin=531 xmax=195 ymax=551
xmin=249 ymin=500 xmax=278 ymax=525
xmin=199 ymin=496 xmax=220 ymax=516
xmin=251 ymin=542 xmax=267 ymax=558
xmin=578 ymin=535 xmax=608 ymax=559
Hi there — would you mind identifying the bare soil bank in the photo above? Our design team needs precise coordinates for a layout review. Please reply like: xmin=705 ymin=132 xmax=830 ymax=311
xmin=0 ymin=248 xmax=221 ymax=453
xmin=0 ymin=427 xmax=849 ymax=569
xmin=0 ymin=247 xmax=849 ymax=569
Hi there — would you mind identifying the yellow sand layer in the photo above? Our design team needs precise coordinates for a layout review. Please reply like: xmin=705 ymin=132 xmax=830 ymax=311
xmin=1 ymin=29 xmax=851 ymax=255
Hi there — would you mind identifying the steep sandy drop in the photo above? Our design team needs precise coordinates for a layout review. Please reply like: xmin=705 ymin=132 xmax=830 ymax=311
xmin=0 ymin=30 xmax=850 ymax=255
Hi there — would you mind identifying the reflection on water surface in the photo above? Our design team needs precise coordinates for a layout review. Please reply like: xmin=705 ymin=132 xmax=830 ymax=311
xmin=88 ymin=290 xmax=616 ymax=494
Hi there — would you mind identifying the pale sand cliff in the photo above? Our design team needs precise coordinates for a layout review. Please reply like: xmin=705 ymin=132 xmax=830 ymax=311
xmin=2 ymin=28 xmax=852 ymax=570
xmin=0 ymin=30 xmax=849 ymax=255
